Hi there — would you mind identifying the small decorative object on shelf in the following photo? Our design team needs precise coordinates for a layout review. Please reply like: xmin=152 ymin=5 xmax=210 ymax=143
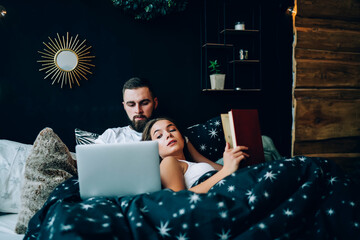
xmin=239 ymin=49 xmax=244 ymax=60
xmin=239 ymin=49 xmax=249 ymax=60
xmin=208 ymin=60 xmax=225 ymax=90
xmin=235 ymin=21 xmax=245 ymax=30
xmin=244 ymin=50 xmax=249 ymax=59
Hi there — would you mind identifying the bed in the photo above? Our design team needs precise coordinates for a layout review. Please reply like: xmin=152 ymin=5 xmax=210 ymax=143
xmin=1 ymin=117 xmax=359 ymax=239
xmin=0 ymin=213 xmax=24 ymax=240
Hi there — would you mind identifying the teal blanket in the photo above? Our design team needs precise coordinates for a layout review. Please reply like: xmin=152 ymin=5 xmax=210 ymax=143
xmin=24 ymin=156 xmax=360 ymax=239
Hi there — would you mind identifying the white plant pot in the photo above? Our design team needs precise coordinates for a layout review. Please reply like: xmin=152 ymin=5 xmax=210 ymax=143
xmin=210 ymin=74 xmax=225 ymax=90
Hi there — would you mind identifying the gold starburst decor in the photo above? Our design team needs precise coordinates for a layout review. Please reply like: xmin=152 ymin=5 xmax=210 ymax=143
xmin=37 ymin=32 xmax=95 ymax=88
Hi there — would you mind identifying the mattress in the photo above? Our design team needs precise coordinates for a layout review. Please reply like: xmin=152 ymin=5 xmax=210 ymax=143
xmin=0 ymin=213 xmax=24 ymax=240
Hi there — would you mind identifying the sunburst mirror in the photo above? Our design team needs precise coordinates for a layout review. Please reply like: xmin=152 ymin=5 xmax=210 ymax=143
xmin=37 ymin=32 xmax=95 ymax=88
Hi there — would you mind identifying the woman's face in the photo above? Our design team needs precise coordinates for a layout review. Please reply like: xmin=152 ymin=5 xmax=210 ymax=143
xmin=150 ymin=120 xmax=185 ymax=159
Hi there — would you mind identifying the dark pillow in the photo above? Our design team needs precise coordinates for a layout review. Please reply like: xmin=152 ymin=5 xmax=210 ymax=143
xmin=75 ymin=128 xmax=99 ymax=145
xmin=185 ymin=116 xmax=225 ymax=162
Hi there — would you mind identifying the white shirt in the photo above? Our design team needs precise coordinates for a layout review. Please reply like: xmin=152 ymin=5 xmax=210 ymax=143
xmin=179 ymin=160 xmax=216 ymax=189
xmin=94 ymin=126 xmax=142 ymax=144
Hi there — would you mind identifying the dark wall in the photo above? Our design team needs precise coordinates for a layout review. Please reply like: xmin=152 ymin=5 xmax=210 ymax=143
xmin=0 ymin=0 xmax=293 ymax=155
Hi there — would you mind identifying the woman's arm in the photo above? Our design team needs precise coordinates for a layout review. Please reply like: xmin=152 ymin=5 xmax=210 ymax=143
xmin=159 ymin=156 xmax=187 ymax=192
xmin=189 ymin=143 xmax=249 ymax=194
xmin=160 ymin=144 xmax=249 ymax=193
xmin=187 ymin=140 xmax=223 ymax=171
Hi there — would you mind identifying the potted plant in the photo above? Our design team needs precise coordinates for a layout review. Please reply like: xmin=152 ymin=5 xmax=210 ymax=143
xmin=208 ymin=60 xmax=225 ymax=90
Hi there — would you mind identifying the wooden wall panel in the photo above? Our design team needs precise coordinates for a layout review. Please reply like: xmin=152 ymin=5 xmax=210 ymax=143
xmin=297 ymin=0 xmax=360 ymax=20
xmin=295 ymin=17 xmax=360 ymax=30
xmin=295 ymin=48 xmax=360 ymax=62
xmin=295 ymin=89 xmax=360 ymax=99
xmin=292 ymin=0 xmax=360 ymax=170
xmin=296 ymin=27 xmax=360 ymax=52
xmin=293 ymin=137 xmax=360 ymax=155
xmin=294 ymin=98 xmax=360 ymax=141
xmin=295 ymin=59 xmax=360 ymax=87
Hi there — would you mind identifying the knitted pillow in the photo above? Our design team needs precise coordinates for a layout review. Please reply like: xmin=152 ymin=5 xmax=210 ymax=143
xmin=15 ymin=128 xmax=77 ymax=234
xmin=185 ymin=116 xmax=226 ymax=162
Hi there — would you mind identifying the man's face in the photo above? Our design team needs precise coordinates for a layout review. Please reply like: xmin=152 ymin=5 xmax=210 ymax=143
xmin=123 ymin=87 xmax=158 ymax=132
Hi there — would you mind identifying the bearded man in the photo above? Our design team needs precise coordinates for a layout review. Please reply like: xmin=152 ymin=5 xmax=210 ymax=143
xmin=95 ymin=77 xmax=158 ymax=143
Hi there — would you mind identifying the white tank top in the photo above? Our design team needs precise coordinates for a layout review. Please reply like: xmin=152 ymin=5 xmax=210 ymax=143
xmin=179 ymin=160 xmax=216 ymax=189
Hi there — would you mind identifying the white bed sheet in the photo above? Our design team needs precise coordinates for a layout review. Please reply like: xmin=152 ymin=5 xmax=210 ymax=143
xmin=0 ymin=213 xmax=24 ymax=240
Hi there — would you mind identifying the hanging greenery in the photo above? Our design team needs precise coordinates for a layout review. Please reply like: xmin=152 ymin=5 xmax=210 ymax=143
xmin=111 ymin=0 xmax=188 ymax=20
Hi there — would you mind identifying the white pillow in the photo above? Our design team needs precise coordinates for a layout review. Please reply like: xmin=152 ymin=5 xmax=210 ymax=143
xmin=0 ymin=140 xmax=32 ymax=213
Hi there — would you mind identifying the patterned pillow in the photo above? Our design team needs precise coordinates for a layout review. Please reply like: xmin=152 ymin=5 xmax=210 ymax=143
xmin=75 ymin=128 xmax=99 ymax=145
xmin=15 ymin=128 xmax=77 ymax=234
xmin=185 ymin=116 xmax=226 ymax=162
xmin=0 ymin=140 xmax=33 ymax=213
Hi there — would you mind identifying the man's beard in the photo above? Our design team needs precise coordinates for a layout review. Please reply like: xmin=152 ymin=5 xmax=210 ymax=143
xmin=129 ymin=115 xmax=150 ymax=132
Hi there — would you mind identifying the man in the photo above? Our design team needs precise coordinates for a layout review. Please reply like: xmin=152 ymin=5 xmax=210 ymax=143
xmin=95 ymin=77 xmax=158 ymax=144
xmin=95 ymin=77 xmax=222 ymax=170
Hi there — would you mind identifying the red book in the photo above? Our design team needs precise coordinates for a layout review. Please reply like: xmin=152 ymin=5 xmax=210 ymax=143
xmin=221 ymin=109 xmax=265 ymax=167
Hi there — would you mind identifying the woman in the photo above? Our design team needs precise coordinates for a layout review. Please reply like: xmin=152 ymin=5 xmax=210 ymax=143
xmin=142 ymin=117 xmax=249 ymax=193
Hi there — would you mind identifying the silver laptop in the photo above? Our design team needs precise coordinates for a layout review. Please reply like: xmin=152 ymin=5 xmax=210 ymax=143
xmin=76 ymin=141 xmax=161 ymax=199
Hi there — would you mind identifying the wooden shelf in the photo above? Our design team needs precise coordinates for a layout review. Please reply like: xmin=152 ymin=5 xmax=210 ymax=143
xmin=201 ymin=2 xmax=262 ymax=92
xmin=229 ymin=60 xmax=260 ymax=64
xmin=220 ymin=29 xmax=260 ymax=35
xmin=202 ymin=43 xmax=234 ymax=48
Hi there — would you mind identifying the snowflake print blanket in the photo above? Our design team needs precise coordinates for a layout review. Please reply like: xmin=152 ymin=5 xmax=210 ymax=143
xmin=24 ymin=156 xmax=359 ymax=239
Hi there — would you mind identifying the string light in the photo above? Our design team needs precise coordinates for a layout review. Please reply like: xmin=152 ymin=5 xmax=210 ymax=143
xmin=0 ymin=5 xmax=7 ymax=18
xmin=286 ymin=7 xmax=297 ymax=17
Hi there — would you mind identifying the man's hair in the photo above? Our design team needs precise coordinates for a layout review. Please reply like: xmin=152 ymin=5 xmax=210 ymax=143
xmin=122 ymin=77 xmax=156 ymax=99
